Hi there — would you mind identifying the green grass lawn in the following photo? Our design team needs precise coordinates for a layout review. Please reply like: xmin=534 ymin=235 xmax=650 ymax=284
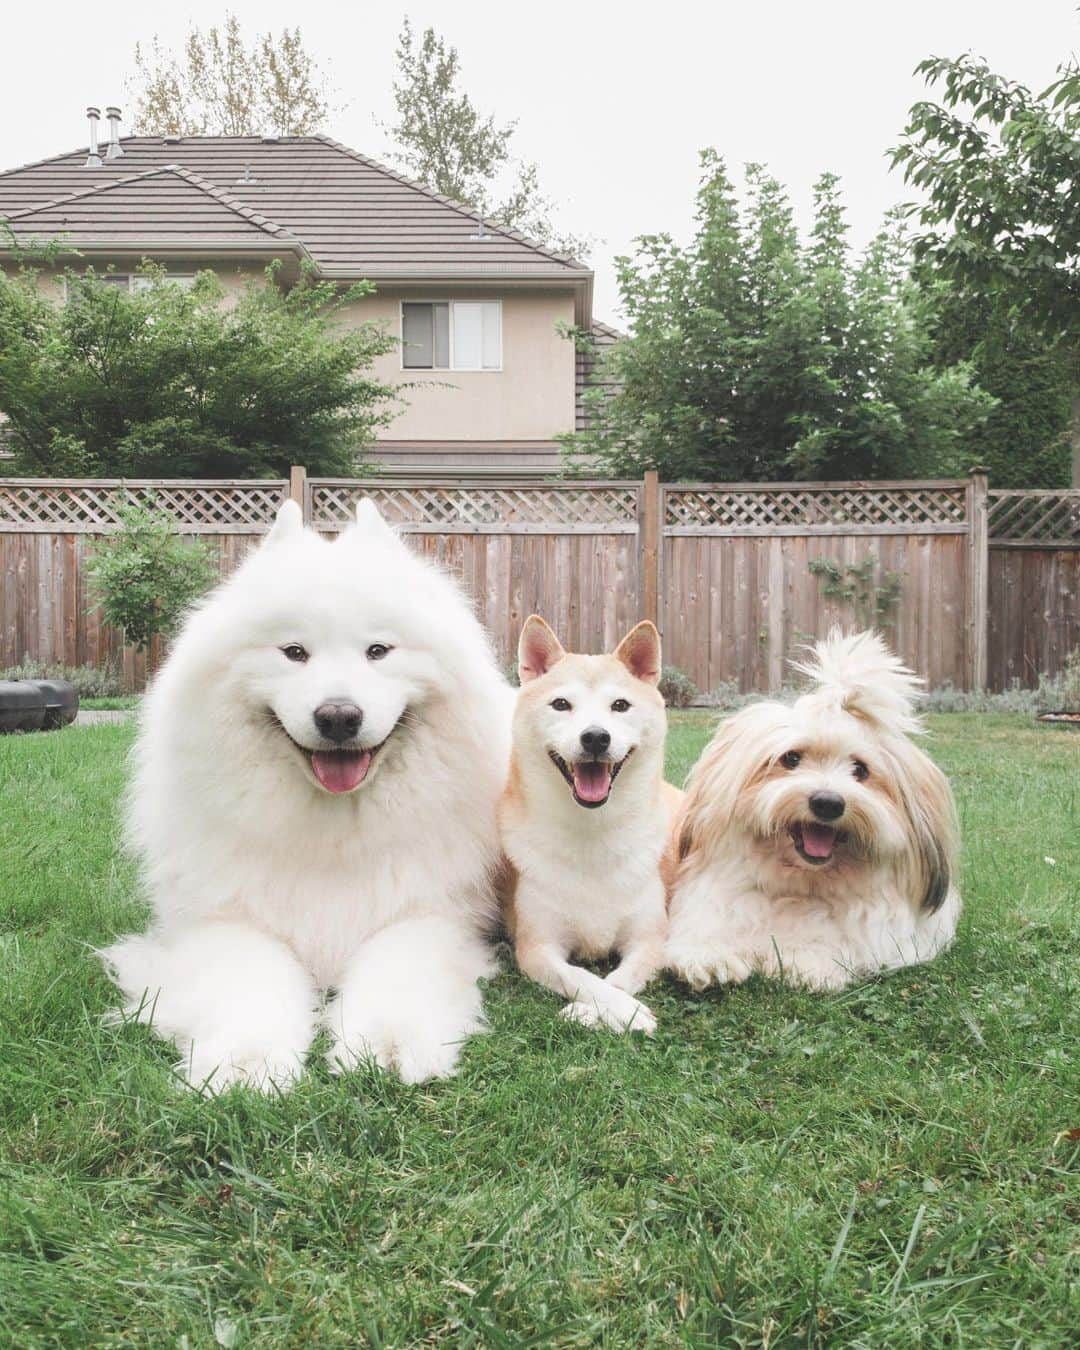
xmin=1 ymin=715 xmax=1077 ymax=1346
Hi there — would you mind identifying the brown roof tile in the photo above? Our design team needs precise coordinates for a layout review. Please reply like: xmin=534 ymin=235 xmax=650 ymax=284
xmin=0 ymin=135 xmax=590 ymax=279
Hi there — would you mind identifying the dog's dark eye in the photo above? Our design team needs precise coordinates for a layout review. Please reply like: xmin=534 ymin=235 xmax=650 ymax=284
xmin=611 ymin=698 xmax=631 ymax=713
xmin=550 ymin=697 xmax=572 ymax=712
xmin=281 ymin=644 xmax=308 ymax=663
xmin=366 ymin=643 xmax=392 ymax=661
xmin=852 ymin=759 xmax=870 ymax=782
xmin=779 ymin=750 xmax=802 ymax=770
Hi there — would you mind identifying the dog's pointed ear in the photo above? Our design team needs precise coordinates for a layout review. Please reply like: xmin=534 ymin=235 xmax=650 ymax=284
xmin=354 ymin=498 xmax=396 ymax=541
xmin=518 ymin=615 xmax=565 ymax=684
xmin=264 ymin=498 xmax=303 ymax=548
xmin=615 ymin=621 xmax=661 ymax=686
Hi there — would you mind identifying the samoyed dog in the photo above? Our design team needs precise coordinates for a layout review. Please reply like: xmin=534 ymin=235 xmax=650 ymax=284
xmin=102 ymin=499 xmax=512 ymax=1091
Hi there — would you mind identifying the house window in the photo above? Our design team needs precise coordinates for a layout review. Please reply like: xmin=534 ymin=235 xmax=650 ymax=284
xmin=129 ymin=274 xmax=197 ymax=292
xmin=402 ymin=301 xmax=502 ymax=371
xmin=62 ymin=273 xmax=197 ymax=300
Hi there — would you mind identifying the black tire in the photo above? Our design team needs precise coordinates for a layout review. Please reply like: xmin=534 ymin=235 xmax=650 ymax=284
xmin=0 ymin=681 xmax=47 ymax=733
xmin=28 ymin=679 xmax=80 ymax=729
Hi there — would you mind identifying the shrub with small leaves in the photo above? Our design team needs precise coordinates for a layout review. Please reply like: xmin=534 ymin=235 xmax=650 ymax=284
xmin=0 ymin=658 xmax=127 ymax=699
xmin=658 ymin=666 xmax=699 ymax=708
xmin=86 ymin=500 xmax=218 ymax=651
xmin=1036 ymin=648 xmax=1080 ymax=714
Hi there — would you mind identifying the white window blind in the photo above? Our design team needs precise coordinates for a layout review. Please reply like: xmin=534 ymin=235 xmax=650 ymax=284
xmin=401 ymin=301 xmax=501 ymax=370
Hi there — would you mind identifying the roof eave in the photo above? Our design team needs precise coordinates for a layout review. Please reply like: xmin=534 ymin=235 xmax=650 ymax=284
xmin=318 ymin=265 xmax=593 ymax=323
xmin=0 ymin=238 xmax=312 ymax=262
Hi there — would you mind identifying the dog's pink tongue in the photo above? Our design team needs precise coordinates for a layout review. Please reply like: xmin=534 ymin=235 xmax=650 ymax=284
xmin=310 ymin=749 xmax=372 ymax=794
xmin=802 ymin=823 xmax=837 ymax=858
xmin=572 ymin=761 xmax=612 ymax=803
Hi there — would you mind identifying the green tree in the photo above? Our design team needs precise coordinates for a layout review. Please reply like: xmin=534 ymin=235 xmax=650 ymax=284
xmin=129 ymin=12 xmax=333 ymax=136
xmin=566 ymin=153 xmax=991 ymax=481
xmin=926 ymin=287 xmax=1072 ymax=487
xmin=0 ymin=257 xmax=399 ymax=476
xmin=86 ymin=499 xmax=217 ymax=652
xmin=383 ymin=20 xmax=589 ymax=259
xmin=892 ymin=53 xmax=1080 ymax=484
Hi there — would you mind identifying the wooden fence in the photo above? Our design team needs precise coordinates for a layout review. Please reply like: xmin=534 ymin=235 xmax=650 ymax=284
xmin=986 ymin=490 xmax=1080 ymax=692
xmin=1 ymin=470 xmax=1077 ymax=693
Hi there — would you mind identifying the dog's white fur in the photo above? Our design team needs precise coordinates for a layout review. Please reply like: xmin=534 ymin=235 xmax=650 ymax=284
xmin=499 ymin=617 xmax=681 ymax=1034
xmin=102 ymin=499 xmax=512 ymax=1090
xmin=667 ymin=630 xmax=961 ymax=991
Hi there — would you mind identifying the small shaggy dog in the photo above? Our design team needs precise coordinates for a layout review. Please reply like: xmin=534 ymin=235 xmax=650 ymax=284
xmin=666 ymin=630 xmax=961 ymax=991
xmin=103 ymin=499 xmax=512 ymax=1090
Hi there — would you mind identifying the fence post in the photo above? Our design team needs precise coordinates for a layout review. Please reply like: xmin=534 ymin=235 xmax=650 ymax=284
xmin=289 ymin=464 xmax=307 ymax=520
xmin=966 ymin=467 xmax=989 ymax=691
xmin=641 ymin=470 xmax=660 ymax=628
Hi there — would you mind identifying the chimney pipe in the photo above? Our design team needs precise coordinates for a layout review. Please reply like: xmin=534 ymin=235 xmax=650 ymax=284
xmin=85 ymin=106 xmax=102 ymax=168
xmin=105 ymin=106 xmax=123 ymax=159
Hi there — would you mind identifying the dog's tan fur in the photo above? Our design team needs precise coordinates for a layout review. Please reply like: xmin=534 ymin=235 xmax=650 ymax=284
xmin=500 ymin=617 xmax=682 ymax=1033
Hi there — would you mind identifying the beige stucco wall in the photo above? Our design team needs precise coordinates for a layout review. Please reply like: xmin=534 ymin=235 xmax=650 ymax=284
xmin=2 ymin=259 xmax=579 ymax=444
xmin=339 ymin=286 xmax=578 ymax=442
xmin=0 ymin=258 xmax=266 ymax=303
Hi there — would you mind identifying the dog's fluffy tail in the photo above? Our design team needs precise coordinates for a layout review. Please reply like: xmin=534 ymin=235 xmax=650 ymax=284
xmin=791 ymin=628 xmax=924 ymax=733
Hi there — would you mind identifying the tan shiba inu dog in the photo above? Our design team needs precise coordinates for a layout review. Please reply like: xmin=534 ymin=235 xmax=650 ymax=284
xmin=499 ymin=616 xmax=683 ymax=1034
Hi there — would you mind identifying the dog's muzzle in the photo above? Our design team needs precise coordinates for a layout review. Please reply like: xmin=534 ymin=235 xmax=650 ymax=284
xmin=789 ymin=820 xmax=844 ymax=864
xmin=548 ymin=749 xmax=631 ymax=808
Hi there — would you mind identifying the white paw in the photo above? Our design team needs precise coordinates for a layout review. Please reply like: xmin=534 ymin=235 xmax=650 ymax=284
xmin=179 ymin=1041 xmax=306 ymax=1094
xmin=559 ymin=990 xmax=657 ymax=1036
xmin=666 ymin=944 xmax=753 ymax=990
xmin=604 ymin=964 xmax=659 ymax=996
xmin=326 ymin=1006 xmax=476 ymax=1083
xmin=326 ymin=1021 xmax=395 ymax=1076
xmin=780 ymin=958 xmax=852 ymax=991
xmin=395 ymin=1035 xmax=465 ymax=1085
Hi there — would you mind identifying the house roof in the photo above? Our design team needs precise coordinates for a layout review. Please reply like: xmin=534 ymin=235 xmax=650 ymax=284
xmin=3 ymin=163 xmax=306 ymax=253
xmin=0 ymin=135 xmax=591 ymax=284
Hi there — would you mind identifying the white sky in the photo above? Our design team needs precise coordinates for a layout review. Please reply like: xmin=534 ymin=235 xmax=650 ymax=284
xmin=2 ymin=1 xmax=1077 ymax=322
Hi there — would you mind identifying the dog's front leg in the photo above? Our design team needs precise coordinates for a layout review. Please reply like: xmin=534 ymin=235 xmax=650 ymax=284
xmin=514 ymin=924 xmax=657 ymax=1035
xmin=327 ymin=914 xmax=495 ymax=1084
xmin=606 ymin=900 xmax=668 ymax=996
xmin=665 ymin=882 xmax=755 ymax=990
xmin=101 ymin=920 xmax=318 ymax=1092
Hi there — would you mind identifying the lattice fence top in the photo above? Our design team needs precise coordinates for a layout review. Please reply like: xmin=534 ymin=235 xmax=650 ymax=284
xmin=308 ymin=480 xmax=640 ymax=533
xmin=988 ymin=490 xmax=1080 ymax=546
xmin=0 ymin=479 xmax=288 ymax=533
xmin=664 ymin=483 xmax=969 ymax=533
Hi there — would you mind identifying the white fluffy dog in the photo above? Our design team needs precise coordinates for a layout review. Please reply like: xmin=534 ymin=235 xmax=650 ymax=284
xmin=666 ymin=631 xmax=961 ymax=991
xmin=102 ymin=499 xmax=512 ymax=1090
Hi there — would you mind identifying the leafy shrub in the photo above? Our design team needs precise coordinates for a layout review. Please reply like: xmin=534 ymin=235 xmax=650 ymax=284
xmin=700 ymin=679 xmax=1065 ymax=716
xmin=0 ymin=659 xmax=127 ymax=699
xmin=0 ymin=256 xmax=399 ymax=477
xmin=658 ymin=666 xmax=698 ymax=708
xmin=921 ymin=682 xmax=1040 ymax=714
xmin=86 ymin=500 xmax=218 ymax=651
xmin=1036 ymin=648 xmax=1080 ymax=713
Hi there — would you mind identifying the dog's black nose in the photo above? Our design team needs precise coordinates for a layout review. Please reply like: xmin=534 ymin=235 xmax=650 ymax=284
xmin=314 ymin=701 xmax=363 ymax=744
xmin=579 ymin=725 xmax=611 ymax=757
xmin=809 ymin=790 xmax=845 ymax=821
